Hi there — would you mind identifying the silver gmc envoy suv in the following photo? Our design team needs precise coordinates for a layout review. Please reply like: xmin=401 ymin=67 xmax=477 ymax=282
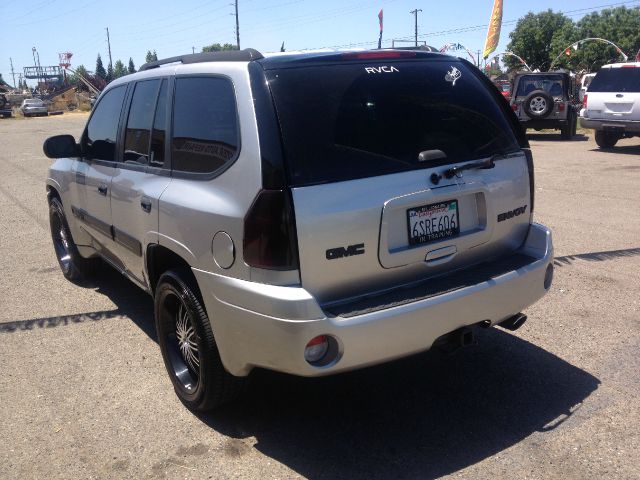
xmin=43 ymin=49 xmax=554 ymax=411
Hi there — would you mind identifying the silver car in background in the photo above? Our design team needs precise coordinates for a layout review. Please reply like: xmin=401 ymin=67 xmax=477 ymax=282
xmin=43 ymin=49 xmax=554 ymax=412
xmin=21 ymin=98 xmax=48 ymax=117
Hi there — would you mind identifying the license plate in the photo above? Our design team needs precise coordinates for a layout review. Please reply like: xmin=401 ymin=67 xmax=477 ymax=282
xmin=407 ymin=200 xmax=460 ymax=246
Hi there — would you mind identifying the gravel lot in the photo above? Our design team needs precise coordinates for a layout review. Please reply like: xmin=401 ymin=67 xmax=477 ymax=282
xmin=0 ymin=113 xmax=638 ymax=480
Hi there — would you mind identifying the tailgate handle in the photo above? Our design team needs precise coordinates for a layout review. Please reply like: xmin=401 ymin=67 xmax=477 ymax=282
xmin=425 ymin=245 xmax=457 ymax=266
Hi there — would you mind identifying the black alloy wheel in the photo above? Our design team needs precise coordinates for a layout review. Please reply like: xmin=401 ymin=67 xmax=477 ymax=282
xmin=49 ymin=197 xmax=99 ymax=282
xmin=154 ymin=270 xmax=244 ymax=411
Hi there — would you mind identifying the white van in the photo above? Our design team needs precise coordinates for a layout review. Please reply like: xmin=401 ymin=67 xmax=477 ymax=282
xmin=579 ymin=73 xmax=596 ymax=103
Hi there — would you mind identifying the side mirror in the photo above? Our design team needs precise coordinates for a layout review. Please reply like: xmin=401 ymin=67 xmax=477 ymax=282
xmin=43 ymin=134 xmax=80 ymax=159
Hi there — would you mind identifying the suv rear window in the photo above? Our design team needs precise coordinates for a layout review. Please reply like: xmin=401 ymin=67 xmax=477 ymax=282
xmin=266 ymin=61 xmax=519 ymax=186
xmin=515 ymin=74 xmax=564 ymax=97
xmin=589 ymin=68 xmax=640 ymax=93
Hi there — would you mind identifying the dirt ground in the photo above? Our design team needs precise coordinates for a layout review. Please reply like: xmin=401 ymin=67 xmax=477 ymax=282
xmin=0 ymin=113 xmax=638 ymax=479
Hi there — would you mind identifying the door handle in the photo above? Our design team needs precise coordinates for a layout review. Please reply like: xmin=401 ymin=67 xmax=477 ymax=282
xmin=97 ymin=184 xmax=108 ymax=196
xmin=140 ymin=198 xmax=152 ymax=213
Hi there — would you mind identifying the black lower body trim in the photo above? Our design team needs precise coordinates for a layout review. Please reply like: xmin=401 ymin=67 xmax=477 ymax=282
xmin=325 ymin=253 xmax=536 ymax=319
xmin=71 ymin=205 xmax=112 ymax=238
xmin=113 ymin=227 xmax=142 ymax=257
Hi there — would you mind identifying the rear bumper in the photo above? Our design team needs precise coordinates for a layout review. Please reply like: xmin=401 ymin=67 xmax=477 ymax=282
xmin=194 ymin=223 xmax=554 ymax=377
xmin=520 ymin=118 xmax=570 ymax=129
xmin=580 ymin=118 xmax=640 ymax=133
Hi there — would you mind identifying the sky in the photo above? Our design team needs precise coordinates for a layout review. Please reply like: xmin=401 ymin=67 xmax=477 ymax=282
xmin=2 ymin=0 xmax=639 ymax=87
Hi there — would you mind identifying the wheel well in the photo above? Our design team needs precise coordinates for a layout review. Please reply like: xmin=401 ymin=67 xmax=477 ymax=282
xmin=146 ymin=244 xmax=198 ymax=295
xmin=47 ymin=185 xmax=61 ymax=203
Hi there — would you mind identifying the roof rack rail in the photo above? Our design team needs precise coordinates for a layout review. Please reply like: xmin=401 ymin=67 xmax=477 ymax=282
xmin=139 ymin=48 xmax=264 ymax=71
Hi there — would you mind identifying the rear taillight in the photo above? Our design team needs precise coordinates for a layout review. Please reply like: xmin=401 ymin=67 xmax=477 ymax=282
xmin=583 ymin=94 xmax=588 ymax=109
xmin=557 ymin=103 xmax=565 ymax=111
xmin=523 ymin=149 xmax=535 ymax=219
xmin=243 ymin=189 xmax=299 ymax=270
xmin=511 ymin=103 xmax=518 ymax=112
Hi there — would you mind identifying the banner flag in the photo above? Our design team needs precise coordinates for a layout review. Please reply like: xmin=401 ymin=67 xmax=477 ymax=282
xmin=483 ymin=0 xmax=503 ymax=59
xmin=378 ymin=9 xmax=384 ymax=49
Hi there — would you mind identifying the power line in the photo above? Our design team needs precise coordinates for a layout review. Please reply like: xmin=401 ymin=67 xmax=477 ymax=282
xmin=306 ymin=0 xmax=640 ymax=50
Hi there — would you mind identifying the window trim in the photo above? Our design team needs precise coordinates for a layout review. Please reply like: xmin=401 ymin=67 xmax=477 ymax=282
xmin=80 ymin=83 xmax=129 ymax=165
xmin=120 ymin=78 xmax=163 ymax=168
xmin=168 ymin=73 xmax=242 ymax=181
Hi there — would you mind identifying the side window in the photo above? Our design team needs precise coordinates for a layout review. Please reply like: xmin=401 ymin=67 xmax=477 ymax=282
xmin=123 ymin=79 xmax=161 ymax=165
xmin=149 ymin=80 xmax=168 ymax=167
xmin=84 ymin=85 xmax=126 ymax=161
xmin=171 ymin=77 xmax=239 ymax=174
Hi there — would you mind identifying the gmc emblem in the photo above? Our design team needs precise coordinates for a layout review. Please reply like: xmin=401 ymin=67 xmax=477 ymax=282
xmin=326 ymin=243 xmax=365 ymax=260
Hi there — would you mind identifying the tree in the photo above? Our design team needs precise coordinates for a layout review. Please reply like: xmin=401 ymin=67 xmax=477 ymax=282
xmin=145 ymin=50 xmax=158 ymax=63
xmin=113 ymin=60 xmax=127 ymax=79
xmin=106 ymin=62 xmax=114 ymax=82
xmin=552 ymin=7 xmax=640 ymax=71
xmin=202 ymin=43 xmax=237 ymax=52
xmin=70 ymin=64 xmax=90 ymax=90
xmin=128 ymin=57 xmax=136 ymax=74
xmin=505 ymin=10 xmax=574 ymax=71
xmin=95 ymin=54 xmax=107 ymax=79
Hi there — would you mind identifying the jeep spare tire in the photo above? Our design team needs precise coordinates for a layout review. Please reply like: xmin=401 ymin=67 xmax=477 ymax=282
xmin=523 ymin=90 xmax=553 ymax=119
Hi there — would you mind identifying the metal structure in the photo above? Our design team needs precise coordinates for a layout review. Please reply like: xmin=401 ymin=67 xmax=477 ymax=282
xmin=58 ymin=52 xmax=72 ymax=69
xmin=62 ymin=67 xmax=102 ymax=95
xmin=490 ymin=51 xmax=532 ymax=72
xmin=550 ymin=37 xmax=628 ymax=70
xmin=439 ymin=43 xmax=477 ymax=65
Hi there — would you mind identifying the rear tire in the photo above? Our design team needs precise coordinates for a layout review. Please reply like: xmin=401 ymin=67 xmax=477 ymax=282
xmin=154 ymin=269 xmax=245 ymax=411
xmin=561 ymin=112 xmax=576 ymax=140
xmin=595 ymin=130 xmax=618 ymax=148
xmin=49 ymin=197 xmax=100 ymax=282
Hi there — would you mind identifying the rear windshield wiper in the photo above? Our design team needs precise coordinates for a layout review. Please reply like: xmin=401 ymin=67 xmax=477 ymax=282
xmin=443 ymin=156 xmax=496 ymax=179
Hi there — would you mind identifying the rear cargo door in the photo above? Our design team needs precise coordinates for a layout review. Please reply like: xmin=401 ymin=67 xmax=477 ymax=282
xmin=586 ymin=66 xmax=640 ymax=121
xmin=266 ymin=58 xmax=531 ymax=305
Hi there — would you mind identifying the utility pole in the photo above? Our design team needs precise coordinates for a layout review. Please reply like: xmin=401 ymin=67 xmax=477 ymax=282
xmin=477 ymin=50 xmax=481 ymax=68
xmin=410 ymin=9 xmax=422 ymax=47
xmin=9 ymin=57 xmax=16 ymax=88
xmin=192 ymin=46 xmax=195 ymax=54
xmin=234 ymin=0 xmax=240 ymax=50
xmin=105 ymin=27 xmax=113 ymax=73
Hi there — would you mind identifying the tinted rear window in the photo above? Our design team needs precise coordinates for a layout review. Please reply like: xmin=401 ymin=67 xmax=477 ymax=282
xmin=515 ymin=74 xmax=564 ymax=97
xmin=266 ymin=61 xmax=519 ymax=186
xmin=589 ymin=68 xmax=640 ymax=93
xmin=172 ymin=76 xmax=239 ymax=174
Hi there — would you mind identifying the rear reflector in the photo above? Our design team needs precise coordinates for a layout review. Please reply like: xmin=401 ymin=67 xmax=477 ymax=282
xmin=243 ymin=189 xmax=299 ymax=270
xmin=304 ymin=335 xmax=329 ymax=363
xmin=341 ymin=50 xmax=416 ymax=60
xmin=511 ymin=103 xmax=518 ymax=112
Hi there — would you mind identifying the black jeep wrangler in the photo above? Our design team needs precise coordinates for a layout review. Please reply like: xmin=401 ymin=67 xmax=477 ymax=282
xmin=510 ymin=72 xmax=580 ymax=139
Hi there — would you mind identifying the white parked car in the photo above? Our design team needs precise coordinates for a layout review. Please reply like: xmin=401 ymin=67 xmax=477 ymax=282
xmin=20 ymin=98 xmax=48 ymax=117
xmin=580 ymin=62 xmax=640 ymax=148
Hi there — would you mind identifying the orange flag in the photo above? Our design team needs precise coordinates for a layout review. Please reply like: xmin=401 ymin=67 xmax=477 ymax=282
xmin=483 ymin=0 xmax=503 ymax=59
